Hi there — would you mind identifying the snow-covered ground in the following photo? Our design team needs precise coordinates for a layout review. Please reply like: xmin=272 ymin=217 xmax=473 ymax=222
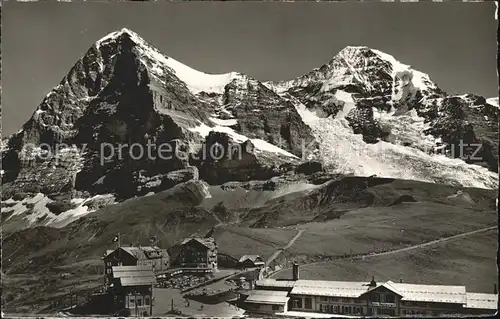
xmin=2 ymin=193 xmax=116 ymax=228
xmin=289 ymin=94 xmax=498 ymax=189
xmin=372 ymin=108 xmax=439 ymax=153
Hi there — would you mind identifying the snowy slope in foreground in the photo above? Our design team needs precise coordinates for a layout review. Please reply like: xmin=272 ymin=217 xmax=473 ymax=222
xmin=98 ymin=28 xmax=240 ymax=94
xmin=288 ymin=92 xmax=498 ymax=189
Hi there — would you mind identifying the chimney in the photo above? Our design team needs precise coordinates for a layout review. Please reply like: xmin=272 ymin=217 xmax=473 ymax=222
xmin=292 ymin=263 xmax=300 ymax=281
xmin=400 ymin=277 xmax=403 ymax=283
xmin=494 ymin=284 xmax=498 ymax=294
xmin=369 ymin=276 xmax=377 ymax=287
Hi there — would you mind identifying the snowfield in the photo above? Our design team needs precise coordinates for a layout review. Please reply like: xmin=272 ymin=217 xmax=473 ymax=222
xmin=2 ymin=193 xmax=116 ymax=228
xmin=189 ymin=121 xmax=299 ymax=159
xmin=289 ymin=94 xmax=498 ymax=189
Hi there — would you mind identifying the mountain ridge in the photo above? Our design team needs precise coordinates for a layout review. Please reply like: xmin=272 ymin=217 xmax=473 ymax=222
xmin=1 ymin=27 xmax=498 ymax=230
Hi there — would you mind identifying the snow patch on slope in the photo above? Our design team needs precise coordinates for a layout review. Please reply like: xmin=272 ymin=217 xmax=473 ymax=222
xmin=486 ymin=97 xmax=499 ymax=107
xmin=189 ymin=122 xmax=298 ymax=158
xmin=209 ymin=117 xmax=238 ymax=126
xmin=97 ymin=28 xmax=239 ymax=94
xmin=334 ymin=90 xmax=356 ymax=119
xmin=2 ymin=193 xmax=116 ymax=229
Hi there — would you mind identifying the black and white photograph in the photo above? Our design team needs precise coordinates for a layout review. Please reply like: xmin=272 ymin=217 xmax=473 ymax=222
xmin=1 ymin=0 xmax=498 ymax=317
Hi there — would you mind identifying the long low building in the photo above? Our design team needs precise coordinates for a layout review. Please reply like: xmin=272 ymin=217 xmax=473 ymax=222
xmin=241 ymin=264 xmax=497 ymax=317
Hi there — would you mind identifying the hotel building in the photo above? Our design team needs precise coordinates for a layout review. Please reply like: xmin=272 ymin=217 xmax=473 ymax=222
xmin=241 ymin=263 xmax=498 ymax=317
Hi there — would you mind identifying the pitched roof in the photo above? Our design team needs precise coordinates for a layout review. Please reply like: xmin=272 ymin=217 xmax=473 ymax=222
xmin=112 ymin=265 xmax=156 ymax=287
xmin=105 ymin=249 xmax=114 ymax=257
xmin=261 ymin=278 xmax=470 ymax=305
xmin=465 ymin=293 xmax=498 ymax=310
xmin=112 ymin=265 xmax=155 ymax=278
xmin=181 ymin=237 xmax=216 ymax=250
xmin=116 ymin=246 xmax=169 ymax=260
xmin=238 ymin=255 xmax=264 ymax=263
xmin=360 ymin=281 xmax=404 ymax=298
xmin=291 ymin=280 xmax=370 ymax=298
xmin=245 ymin=290 xmax=290 ymax=305
xmin=256 ymin=279 xmax=296 ymax=288
xmin=390 ymin=282 xmax=467 ymax=304
xmin=119 ymin=276 xmax=157 ymax=287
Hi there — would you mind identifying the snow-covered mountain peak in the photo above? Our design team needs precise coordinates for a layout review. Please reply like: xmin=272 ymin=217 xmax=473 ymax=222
xmin=96 ymin=27 xmax=143 ymax=46
xmin=265 ymin=45 xmax=441 ymax=107
xmin=95 ymin=27 xmax=241 ymax=95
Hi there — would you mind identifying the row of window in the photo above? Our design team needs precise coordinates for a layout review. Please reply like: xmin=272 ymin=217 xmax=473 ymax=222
xmin=377 ymin=308 xmax=396 ymax=316
xmin=402 ymin=309 xmax=426 ymax=315
xmin=252 ymin=304 xmax=281 ymax=311
xmin=127 ymin=296 xmax=150 ymax=308
xmin=320 ymin=304 xmax=363 ymax=315
xmin=370 ymin=293 xmax=396 ymax=303
xmin=291 ymin=297 xmax=312 ymax=309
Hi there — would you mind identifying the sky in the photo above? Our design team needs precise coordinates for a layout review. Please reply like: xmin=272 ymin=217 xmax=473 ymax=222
xmin=1 ymin=1 xmax=498 ymax=136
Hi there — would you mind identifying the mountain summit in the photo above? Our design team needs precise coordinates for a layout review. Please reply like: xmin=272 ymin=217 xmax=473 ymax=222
xmin=1 ymin=28 xmax=498 ymax=229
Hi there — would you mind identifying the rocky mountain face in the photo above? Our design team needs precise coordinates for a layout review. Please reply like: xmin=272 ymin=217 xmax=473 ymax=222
xmin=1 ymin=28 xmax=498 ymax=230
xmin=266 ymin=46 xmax=498 ymax=187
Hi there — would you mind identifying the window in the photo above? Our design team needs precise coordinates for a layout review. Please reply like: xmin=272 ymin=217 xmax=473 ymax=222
xmin=272 ymin=305 xmax=279 ymax=311
xmin=145 ymin=297 xmax=150 ymax=306
xmin=305 ymin=298 xmax=312 ymax=309
xmin=384 ymin=294 xmax=395 ymax=303
xmin=320 ymin=296 xmax=328 ymax=302
xmin=380 ymin=308 xmax=396 ymax=316
xmin=106 ymin=262 xmax=112 ymax=266
xmin=106 ymin=269 xmax=112 ymax=274
xmin=137 ymin=298 xmax=142 ymax=307
xmin=292 ymin=298 xmax=302 ymax=309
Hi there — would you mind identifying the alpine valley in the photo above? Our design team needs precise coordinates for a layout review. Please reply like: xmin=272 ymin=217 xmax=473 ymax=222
xmin=1 ymin=29 xmax=498 ymax=313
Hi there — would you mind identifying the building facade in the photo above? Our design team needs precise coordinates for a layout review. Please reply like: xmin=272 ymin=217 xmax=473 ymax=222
xmin=110 ymin=265 xmax=157 ymax=317
xmin=103 ymin=246 xmax=169 ymax=287
xmin=176 ymin=237 xmax=218 ymax=270
xmin=238 ymin=255 xmax=265 ymax=268
xmin=243 ymin=266 xmax=497 ymax=317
